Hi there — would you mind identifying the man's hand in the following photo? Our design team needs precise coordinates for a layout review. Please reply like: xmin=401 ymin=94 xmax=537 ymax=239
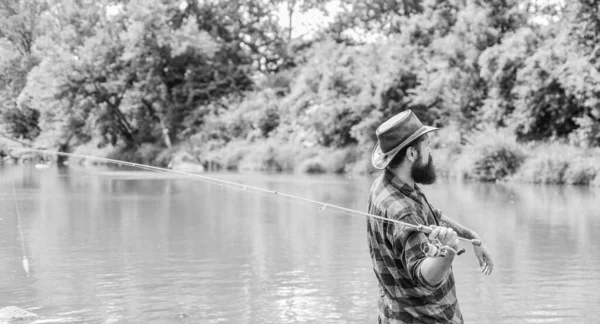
xmin=429 ymin=226 xmax=460 ymax=251
xmin=420 ymin=226 xmax=460 ymax=286
xmin=474 ymin=243 xmax=494 ymax=275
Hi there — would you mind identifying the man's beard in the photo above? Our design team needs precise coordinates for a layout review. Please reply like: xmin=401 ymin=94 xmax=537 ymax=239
xmin=411 ymin=153 xmax=436 ymax=185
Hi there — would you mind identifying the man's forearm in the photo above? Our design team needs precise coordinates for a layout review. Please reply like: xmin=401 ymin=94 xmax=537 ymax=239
xmin=439 ymin=214 xmax=480 ymax=240
xmin=420 ymin=251 xmax=456 ymax=286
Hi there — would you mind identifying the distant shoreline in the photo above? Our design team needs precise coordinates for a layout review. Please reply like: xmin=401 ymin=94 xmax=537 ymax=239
xmin=4 ymin=135 xmax=599 ymax=187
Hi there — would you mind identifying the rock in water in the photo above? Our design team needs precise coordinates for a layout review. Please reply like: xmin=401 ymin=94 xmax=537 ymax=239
xmin=0 ymin=306 xmax=38 ymax=321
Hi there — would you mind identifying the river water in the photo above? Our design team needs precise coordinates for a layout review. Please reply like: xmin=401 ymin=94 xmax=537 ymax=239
xmin=1 ymin=165 xmax=599 ymax=323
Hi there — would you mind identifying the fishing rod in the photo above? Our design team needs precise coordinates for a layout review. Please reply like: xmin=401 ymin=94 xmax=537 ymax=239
xmin=10 ymin=167 xmax=31 ymax=276
xmin=10 ymin=147 xmax=481 ymax=257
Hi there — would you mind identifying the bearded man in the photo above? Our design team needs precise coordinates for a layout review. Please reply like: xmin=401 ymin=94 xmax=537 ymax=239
xmin=367 ymin=110 xmax=494 ymax=324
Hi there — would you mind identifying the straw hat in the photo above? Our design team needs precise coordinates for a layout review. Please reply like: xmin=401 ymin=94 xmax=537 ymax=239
xmin=371 ymin=110 xmax=439 ymax=170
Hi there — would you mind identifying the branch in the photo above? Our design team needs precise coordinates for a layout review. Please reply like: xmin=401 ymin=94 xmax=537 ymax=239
xmin=0 ymin=131 xmax=32 ymax=147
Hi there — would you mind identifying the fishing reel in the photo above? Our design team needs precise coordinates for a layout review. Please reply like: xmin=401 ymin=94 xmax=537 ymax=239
xmin=420 ymin=239 xmax=465 ymax=258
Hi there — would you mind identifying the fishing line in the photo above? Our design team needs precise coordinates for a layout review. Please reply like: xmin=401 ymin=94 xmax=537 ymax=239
xmin=11 ymin=148 xmax=481 ymax=255
xmin=10 ymin=166 xmax=30 ymax=276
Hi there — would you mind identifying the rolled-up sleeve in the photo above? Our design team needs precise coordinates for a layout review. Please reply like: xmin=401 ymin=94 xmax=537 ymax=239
xmin=387 ymin=213 xmax=440 ymax=289
xmin=432 ymin=207 xmax=443 ymax=222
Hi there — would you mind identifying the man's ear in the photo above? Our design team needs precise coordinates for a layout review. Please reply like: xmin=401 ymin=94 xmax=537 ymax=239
xmin=407 ymin=146 xmax=417 ymax=162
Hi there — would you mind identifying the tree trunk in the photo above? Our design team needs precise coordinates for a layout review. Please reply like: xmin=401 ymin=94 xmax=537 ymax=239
xmin=141 ymin=99 xmax=171 ymax=148
xmin=110 ymin=103 xmax=137 ymax=147
xmin=288 ymin=0 xmax=296 ymax=42
xmin=160 ymin=120 xmax=172 ymax=148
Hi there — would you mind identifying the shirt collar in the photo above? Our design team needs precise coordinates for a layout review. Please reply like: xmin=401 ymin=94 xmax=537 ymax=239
xmin=383 ymin=168 xmax=417 ymax=197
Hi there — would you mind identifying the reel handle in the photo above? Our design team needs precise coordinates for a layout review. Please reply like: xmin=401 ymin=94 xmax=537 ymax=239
xmin=417 ymin=225 xmax=483 ymax=247
xmin=422 ymin=241 xmax=466 ymax=258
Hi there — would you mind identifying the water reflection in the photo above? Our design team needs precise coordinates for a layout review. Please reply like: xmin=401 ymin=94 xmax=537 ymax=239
xmin=0 ymin=166 xmax=599 ymax=323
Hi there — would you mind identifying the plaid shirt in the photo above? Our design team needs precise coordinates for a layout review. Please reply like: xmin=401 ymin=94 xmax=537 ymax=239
xmin=367 ymin=169 xmax=463 ymax=324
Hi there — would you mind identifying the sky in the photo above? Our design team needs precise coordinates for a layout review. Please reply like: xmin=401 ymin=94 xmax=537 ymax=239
xmin=106 ymin=1 xmax=340 ymax=39
xmin=275 ymin=0 xmax=568 ymax=39
xmin=106 ymin=0 xmax=568 ymax=36
xmin=275 ymin=1 xmax=342 ymax=39
xmin=529 ymin=0 xmax=565 ymax=25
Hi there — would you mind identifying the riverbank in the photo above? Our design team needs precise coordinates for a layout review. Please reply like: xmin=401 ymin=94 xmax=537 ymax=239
xmin=164 ymin=127 xmax=600 ymax=187
xmin=2 ymin=127 xmax=599 ymax=187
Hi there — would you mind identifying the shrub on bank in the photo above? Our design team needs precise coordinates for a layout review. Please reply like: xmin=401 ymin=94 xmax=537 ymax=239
xmin=101 ymin=143 xmax=164 ymax=166
xmin=297 ymin=157 xmax=327 ymax=174
xmin=212 ymin=139 xmax=252 ymax=170
xmin=563 ymin=158 xmax=598 ymax=185
xmin=236 ymin=142 xmax=292 ymax=172
xmin=70 ymin=142 xmax=171 ymax=167
xmin=510 ymin=144 xmax=600 ymax=185
xmin=56 ymin=129 xmax=598 ymax=189
xmin=452 ymin=127 xmax=526 ymax=181
xmin=71 ymin=142 xmax=116 ymax=165
xmin=295 ymin=146 xmax=362 ymax=174
xmin=0 ymin=139 xmax=11 ymax=160
xmin=211 ymin=139 xmax=303 ymax=172
xmin=324 ymin=146 xmax=361 ymax=174
xmin=348 ymin=153 xmax=377 ymax=175
xmin=512 ymin=153 xmax=570 ymax=184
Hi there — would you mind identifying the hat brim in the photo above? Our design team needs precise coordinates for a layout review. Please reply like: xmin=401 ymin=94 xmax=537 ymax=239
xmin=371 ymin=126 xmax=439 ymax=170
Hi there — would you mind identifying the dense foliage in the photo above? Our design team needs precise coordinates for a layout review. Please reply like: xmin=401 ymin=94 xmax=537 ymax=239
xmin=0 ymin=0 xmax=598 ymax=175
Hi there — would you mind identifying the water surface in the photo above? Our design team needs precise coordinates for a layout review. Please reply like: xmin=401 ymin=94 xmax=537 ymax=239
xmin=1 ymin=165 xmax=599 ymax=323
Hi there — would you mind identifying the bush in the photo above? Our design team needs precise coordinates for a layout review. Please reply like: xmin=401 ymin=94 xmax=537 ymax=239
xmin=569 ymin=115 xmax=600 ymax=148
xmin=294 ymin=146 xmax=361 ymax=174
xmin=0 ymin=139 xmax=11 ymax=160
xmin=323 ymin=146 xmax=360 ymax=174
xmin=510 ymin=143 xmax=600 ymax=185
xmin=154 ymin=146 xmax=181 ymax=168
xmin=68 ymin=141 xmax=169 ymax=167
xmin=563 ymin=158 xmax=598 ymax=185
xmin=346 ymin=151 xmax=378 ymax=175
xmin=71 ymin=142 xmax=117 ymax=165
xmin=297 ymin=157 xmax=327 ymax=174
xmin=230 ymin=140 xmax=296 ymax=172
xmin=473 ymin=146 xmax=527 ymax=181
xmin=454 ymin=127 xmax=526 ymax=181
xmin=512 ymin=154 xmax=570 ymax=184
xmin=212 ymin=139 xmax=251 ymax=170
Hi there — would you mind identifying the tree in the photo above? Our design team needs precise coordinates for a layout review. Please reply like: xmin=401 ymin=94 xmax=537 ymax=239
xmin=326 ymin=0 xmax=424 ymax=42
xmin=0 ymin=0 xmax=46 ymax=142
xmin=481 ymin=1 xmax=600 ymax=145
xmin=407 ymin=0 xmax=527 ymax=132
xmin=19 ymin=0 xmax=255 ymax=152
xmin=0 ymin=0 xmax=46 ymax=55
xmin=566 ymin=0 xmax=600 ymax=146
